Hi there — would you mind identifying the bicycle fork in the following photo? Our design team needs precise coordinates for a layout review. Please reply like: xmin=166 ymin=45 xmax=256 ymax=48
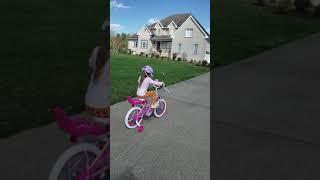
xmin=133 ymin=110 xmax=144 ymax=132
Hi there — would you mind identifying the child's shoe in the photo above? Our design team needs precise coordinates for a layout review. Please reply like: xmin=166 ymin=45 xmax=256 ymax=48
xmin=151 ymin=101 xmax=159 ymax=108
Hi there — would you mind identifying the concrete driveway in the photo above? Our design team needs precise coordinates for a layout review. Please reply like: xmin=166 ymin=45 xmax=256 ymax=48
xmin=110 ymin=73 xmax=210 ymax=180
xmin=214 ymin=33 xmax=320 ymax=180
xmin=0 ymin=73 xmax=210 ymax=180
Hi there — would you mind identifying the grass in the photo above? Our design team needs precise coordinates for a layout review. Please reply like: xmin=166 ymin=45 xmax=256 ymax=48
xmin=213 ymin=0 xmax=320 ymax=66
xmin=0 ymin=0 xmax=107 ymax=138
xmin=110 ymin=54 xmax=209 ymax=104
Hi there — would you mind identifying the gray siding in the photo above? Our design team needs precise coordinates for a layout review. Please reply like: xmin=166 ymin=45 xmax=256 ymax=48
xmin=172 ymin=16 xmax=209 ymax=62
xmin=136 ymin=26 xmax=152 ymax=54
xmin=127 ymin=15 xmax=210 ymax=61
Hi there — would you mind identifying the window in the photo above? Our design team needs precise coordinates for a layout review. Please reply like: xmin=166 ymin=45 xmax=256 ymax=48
xmin=177 ymin=43 xmax=182 ymax=53
xmin=134 ymin=41 xmax=138 ymax=48
xmin=192 ymin=44 xmax=198 ymax=55
xmin=157 ymin=29 xmax=160 ymax=35
xmin=141 ymin=40 xmax=148 ymax=49
xmin=170 ymin=29 xmax=174 ymax=35
xmin=185 ymin=28 xmax=193 ymax=37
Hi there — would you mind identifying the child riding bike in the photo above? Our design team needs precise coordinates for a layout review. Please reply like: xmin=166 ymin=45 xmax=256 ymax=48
xmin=83 ymin=28 xmax=110 ymax=125
xmin=136 ymin=65 xmax=164 ymax=108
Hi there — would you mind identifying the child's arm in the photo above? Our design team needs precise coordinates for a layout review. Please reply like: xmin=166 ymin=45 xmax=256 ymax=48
xmin=148 ymin=78 xmax=163 ymax=87
xmin=137 ymin=76 xmax=141 ymax=84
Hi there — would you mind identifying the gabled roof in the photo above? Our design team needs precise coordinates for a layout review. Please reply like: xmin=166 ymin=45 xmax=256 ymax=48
xmin=148 ymin=13 xmax=192 ymax=28
xmin=137 ymin=25 xmax=152 ymax=35
xmin=187 ymin=16 xmax=210 ymax=38
xmin=167 ymin=21 xmax=178 ymax=28
xmin=152 ymin=21 xmax=164 ymax=28
xmin=147 ymin=13 xmax=209 ymax=38
xmin=128 ymin=34 xmax=138 ymax=40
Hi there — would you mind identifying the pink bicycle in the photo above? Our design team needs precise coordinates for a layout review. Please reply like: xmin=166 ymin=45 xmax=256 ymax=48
xmin=124 ymin=81 xmax=170 ymax=132
xmin=49 ymin=107 xmax=109 ymax=180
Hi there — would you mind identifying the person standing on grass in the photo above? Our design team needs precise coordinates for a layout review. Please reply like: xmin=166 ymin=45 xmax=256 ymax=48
xmin=84 ymin=18 xmax=110 ymax=125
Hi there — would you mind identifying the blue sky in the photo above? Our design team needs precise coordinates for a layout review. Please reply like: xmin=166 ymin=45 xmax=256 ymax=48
xmin=110 ymin=0 xmax=210 ymax=35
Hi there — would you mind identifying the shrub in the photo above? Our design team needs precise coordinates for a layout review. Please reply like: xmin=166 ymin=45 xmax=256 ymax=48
xmin=172 ymin=53 xmax=177 ymax=60
xmin=202 ymin=60 xmax=208 ymax=66
xmin=294 ymin=0 xmax=310 ymax=12
xmin=177 ymin=57 xmax=181 ymax=61
xmin=140 ymin=52 xmax=144 ymax=56
xmin=181 ymin=51 xmax=187 ymax=60
xmin=189 ymin=60 xmax=193 ymax=63
xmin=155 ymin=54 xmax=160 ymax=59
xmin=146 ymin=54 xmax=148 ymax=58
xmin=161 ymin=56 xmax=164 ymax=59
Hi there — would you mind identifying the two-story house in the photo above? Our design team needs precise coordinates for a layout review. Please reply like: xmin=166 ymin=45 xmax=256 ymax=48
xmin=128 ymin=13 xmax=210 ymax=63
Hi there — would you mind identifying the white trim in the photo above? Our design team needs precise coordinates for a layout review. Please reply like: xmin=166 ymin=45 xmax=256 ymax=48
xmin=153 ymin=21 xmax=164 ymax=28
xmin=138 ymin=25 xmax=152 ymax=35
xmin=167 ymin=21 xmax=178 ymax=28
xmin=178 ymin=16 xmax=209 ymax=39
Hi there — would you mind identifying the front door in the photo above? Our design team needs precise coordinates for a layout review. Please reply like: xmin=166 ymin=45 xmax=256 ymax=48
xmin=157 ymin=42 xmax=160 ymax=52
xmin=205 ymin=51 xmax=210 ymax=63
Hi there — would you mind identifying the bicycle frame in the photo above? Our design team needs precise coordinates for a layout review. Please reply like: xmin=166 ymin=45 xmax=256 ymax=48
xmin=127 ymin=84 xmax=163 ymax=127
xmin=52 ymin=107 xmax=109 ymax=180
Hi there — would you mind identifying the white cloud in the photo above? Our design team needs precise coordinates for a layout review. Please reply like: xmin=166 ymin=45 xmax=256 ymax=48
xmin=147 ymin=18 xmax=159 ymax=25
xmin=111 ymin=0 xmax=130 ymax=9
xmin=110 ymin=23 xmax=123 ymax=32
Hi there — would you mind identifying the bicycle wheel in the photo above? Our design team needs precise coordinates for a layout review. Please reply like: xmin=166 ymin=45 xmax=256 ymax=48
xmin=154 ymin=99 xmax=166 ymax=118
xmin=49 ymin=143 xmax=102 ymax=180
xmin=124 ymin=107 xmax=142 ymax=129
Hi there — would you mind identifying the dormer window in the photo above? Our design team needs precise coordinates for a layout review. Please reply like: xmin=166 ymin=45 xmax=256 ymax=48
xmin=170 ymin=29 xmax=174 ymax=35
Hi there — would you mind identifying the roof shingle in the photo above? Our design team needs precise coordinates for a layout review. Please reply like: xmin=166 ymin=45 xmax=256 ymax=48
xmin=148 ymin=13 xmax=192 ymax=28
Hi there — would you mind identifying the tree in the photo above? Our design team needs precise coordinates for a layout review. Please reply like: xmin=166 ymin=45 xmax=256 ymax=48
xmin=110 ymin=32 xmax=129 ymax=54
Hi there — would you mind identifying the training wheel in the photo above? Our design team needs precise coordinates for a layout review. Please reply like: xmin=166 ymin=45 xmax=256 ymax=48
xmin=137 ymin=126 xmax=144 ymax=132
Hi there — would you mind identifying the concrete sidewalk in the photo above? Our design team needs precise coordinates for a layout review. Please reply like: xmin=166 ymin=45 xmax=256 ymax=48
xmin=0 ymin=73 xmax=210 ymax=180
xmin=0 ymin=123 xmax=70 ymax=179
xmin=214 ymin=32 xmax=320 ymax=180
xmin=110 ymin=73 xmax=210 ymax=180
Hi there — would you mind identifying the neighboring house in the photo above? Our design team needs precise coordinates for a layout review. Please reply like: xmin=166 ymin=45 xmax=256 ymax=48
xmin=128 ymin=13 xmax=211 ymax=63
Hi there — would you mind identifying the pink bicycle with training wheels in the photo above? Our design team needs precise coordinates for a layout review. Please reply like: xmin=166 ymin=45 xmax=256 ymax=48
xmin=124 ymin=80 xmax=170 ymax=132
xmin=49 ymin=107 xmax=109 ymax=180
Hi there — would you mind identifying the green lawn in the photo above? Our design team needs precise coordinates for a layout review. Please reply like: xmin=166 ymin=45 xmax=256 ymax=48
xmin=110 ymin=54 xmax=209 ymax=104
xmin=0 ymin=0 xmax=106 ymax=137
xmin=213 ymin=0 xmax=320 ymax=66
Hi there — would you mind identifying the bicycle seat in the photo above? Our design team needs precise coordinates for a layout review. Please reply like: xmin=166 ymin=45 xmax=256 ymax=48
xmin=127 ymin=96 xmax=145 ymax=106
xmin=53 ymin=107 xmax=108 ymax=137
